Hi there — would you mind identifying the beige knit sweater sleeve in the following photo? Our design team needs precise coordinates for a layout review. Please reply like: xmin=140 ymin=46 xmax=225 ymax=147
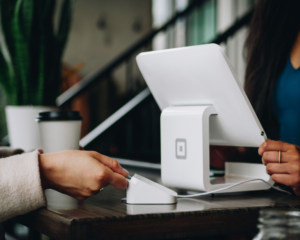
xmin=0 ymin=149 xmax=46 ymax=223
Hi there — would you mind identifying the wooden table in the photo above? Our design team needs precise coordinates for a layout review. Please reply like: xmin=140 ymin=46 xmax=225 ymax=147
xmin=14 ymin=167 xmax=300 ymax=240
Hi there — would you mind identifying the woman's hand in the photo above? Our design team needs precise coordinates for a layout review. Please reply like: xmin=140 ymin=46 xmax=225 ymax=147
xmin=259 ymin=140 xmax=300 ymax=196
xmin=39 ymin=150 xmax=129 ymax=200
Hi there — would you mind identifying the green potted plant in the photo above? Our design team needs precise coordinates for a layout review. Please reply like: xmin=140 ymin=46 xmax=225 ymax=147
xmin=0 ymin=0 xmax=74 ymax=150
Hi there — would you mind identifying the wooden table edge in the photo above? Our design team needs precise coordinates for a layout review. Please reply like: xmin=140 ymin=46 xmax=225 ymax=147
xmin=13 ymin=204 xmax=300 ymax=239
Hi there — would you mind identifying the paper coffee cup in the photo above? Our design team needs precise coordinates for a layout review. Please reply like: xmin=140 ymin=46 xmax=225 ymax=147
xmin=36 ymin=111 xmax=83 ymax=153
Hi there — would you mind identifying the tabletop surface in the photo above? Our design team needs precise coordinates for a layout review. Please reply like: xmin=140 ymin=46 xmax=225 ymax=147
xmin=15 ymin=166 xmax=300 ymax=240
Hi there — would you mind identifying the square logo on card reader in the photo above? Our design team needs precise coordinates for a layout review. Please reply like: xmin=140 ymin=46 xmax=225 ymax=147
xmin=176 ymin=139 xmax=187 ymax=159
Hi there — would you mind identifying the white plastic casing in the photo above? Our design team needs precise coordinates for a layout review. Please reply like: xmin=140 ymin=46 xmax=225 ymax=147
xmin=126 ymin=174 xmax=177 ymax=204
xmin=136 ymin=44 xmax=273 ymax=194
xmin=161 ymin=105 xmax=273 ymax=193
xmin=161 ymin=106 xmax=215 ymax=191
xmin=136 ymin=44 xmax=267 ymax=147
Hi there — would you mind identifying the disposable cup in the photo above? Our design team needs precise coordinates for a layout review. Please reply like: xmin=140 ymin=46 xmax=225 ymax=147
xmin=36 ymin=111 xmax=83 ymax=153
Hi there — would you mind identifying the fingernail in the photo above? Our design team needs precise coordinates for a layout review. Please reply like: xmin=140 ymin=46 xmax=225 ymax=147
xmin=122 ymin=168 xmax=129 ymax=175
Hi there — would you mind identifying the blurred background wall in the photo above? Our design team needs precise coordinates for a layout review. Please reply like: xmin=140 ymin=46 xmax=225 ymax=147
xmin=62 ymin=0 xmax=152 ymax=127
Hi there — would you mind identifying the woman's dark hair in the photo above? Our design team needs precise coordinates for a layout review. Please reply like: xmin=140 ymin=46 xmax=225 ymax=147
xmin=245 ymin=0 xmax=300 ymax=138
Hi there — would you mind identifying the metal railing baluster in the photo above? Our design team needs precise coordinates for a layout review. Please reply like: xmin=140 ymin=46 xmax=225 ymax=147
xmin=79 ymin=88 xmax=151 ymax=147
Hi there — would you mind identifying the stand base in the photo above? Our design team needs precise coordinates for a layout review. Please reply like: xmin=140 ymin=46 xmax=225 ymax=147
xmin=208 ymin=162 xmax=273 ymax=193
xmin=161 ymin=106 xmax=273 ymax=193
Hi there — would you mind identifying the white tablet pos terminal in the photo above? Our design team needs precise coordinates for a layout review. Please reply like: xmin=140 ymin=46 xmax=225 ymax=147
xmin=136 ymin=44 xmax=273 ymax=193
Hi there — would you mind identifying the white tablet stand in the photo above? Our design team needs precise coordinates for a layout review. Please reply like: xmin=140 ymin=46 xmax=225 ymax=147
xmin=136 ymin=43 xmax=274 ymax=194
xmin=161 ymin=105 xmax=272 ymax=193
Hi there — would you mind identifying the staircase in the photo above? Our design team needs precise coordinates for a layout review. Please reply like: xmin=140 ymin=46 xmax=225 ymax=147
xmin=56 ymin=0 xmax=254 ymax=164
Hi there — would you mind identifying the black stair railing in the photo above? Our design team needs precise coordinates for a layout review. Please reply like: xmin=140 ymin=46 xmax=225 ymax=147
xmin=57 ymin=4 xmax=253 ymax=108
xmin=56 ymin=1 xmax=254 ymax=156
xmin=56 ymin=0 xmax=208 ymax=107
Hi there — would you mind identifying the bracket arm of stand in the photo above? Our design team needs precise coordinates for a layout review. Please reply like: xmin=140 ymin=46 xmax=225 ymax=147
xmin=161 ymin=105 xmax=217 ymax=191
